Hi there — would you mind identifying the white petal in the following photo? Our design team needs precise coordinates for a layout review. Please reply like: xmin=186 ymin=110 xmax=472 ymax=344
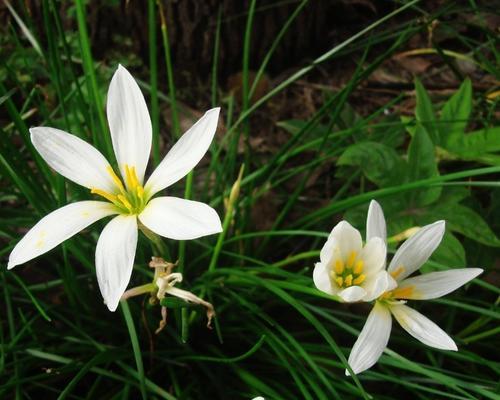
xmin=107 ymin=65 xmax=152 ymax=185
xmin=347 ymin=301 xmax=392 ymax=375
xmin=396 ymin=268 xmax=483 ymax=300
xmin=95 ymin=215 xmax=138 ymax=311
xmin=366 ymin=200 xmax=386 ymax=243
xmin=388 ymin=221 xmax=445 ymax=281
xmin=359 ymin=237 xmax=386 ymax=276
xmin=31 ymin=127 xmax=116 ymax=192
xmin=390 ymin=304 xmax=457 ymax=350
xmin=362 ymin=271 xmax=397 ymax=302
xmin=8 ymin=201 xmax=118 ymax=269
xmin=320 ymin=237 xmax=340 ymax=264
xmin=327 ymin=221 xmax=362 ymax=260
xmin=313 ymin=262 xmax=337 ymax=295
xmin=139 ymin=197 xmax=222 ymax=240
xmin=338 ymin=286 xmax=366 ymax=302
xmin=145 ymin=108 xmax=220 ymax=196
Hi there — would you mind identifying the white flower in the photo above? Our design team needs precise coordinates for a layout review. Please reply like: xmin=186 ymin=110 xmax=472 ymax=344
xmin=347 ymin=200 xmax=483 ymax=375
xmin=313 ymin=201 xmax=396 ymax=302
xmin=8 ymin=65 xmax=222 ymax=311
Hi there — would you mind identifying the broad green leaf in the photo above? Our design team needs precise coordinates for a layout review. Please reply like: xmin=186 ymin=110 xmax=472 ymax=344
xmin=456 ymin=126 xmax=500 ymax=158
xmin=421 ymin=231 xmax=466 ymax=273
xmin=427 ymin=203 xmax=500 ymax=247
xmin=407 ymin=124 xmax=441 ymax=206
xmin=438 ymin=187 xmax=470 ymax=205
xmin=337 ymin=141 xmax=406 ymax=187
xmin=415 ymin=78 xmax=439 ymax=144
xmin=401 ymin=115 xmax=416 ymax=137
xmin=440 ymin=78 xmax=472 ymax=148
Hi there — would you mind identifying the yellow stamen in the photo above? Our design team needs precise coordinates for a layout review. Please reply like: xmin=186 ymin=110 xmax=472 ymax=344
xmin=352 ymin=274 xmax=366 ymax=285
xmin=106 ymin=166 xmax=125 ymax=194
xmin=91 ymin=188 xmax=118 ymax=204
xmin=125 ymin=165 xmax=133 ymax=189
xmin=392 ymin=285 xmax=415 ymax=299
xmin=329 ymin=270 xmax=336 ymax=280
xmin=118 ymin=194 xmax=133 ymax=212
xmin=136 ymin=185 xmax=144 ymax=200
xmin=353 ymin=260 xmax=364 ymax=274
xmin=390 ymin=266 xmax=405 ymax=279
xmin=334 ymin=259 xmax=344 ymax=274
xmin=130 ymin=166 xmax=139 ymax=188
xmin=347 ymin=251 xmax=356 ymax=267
xmin=335 ymin=277 xmax=344 ymax=287
xmin=344 ymin=274 xmax=353 ymax=287
xmin=125 ymin=164 xmax=140 ymax=191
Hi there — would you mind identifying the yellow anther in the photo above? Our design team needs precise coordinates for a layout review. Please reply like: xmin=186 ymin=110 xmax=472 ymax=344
xmin=353 ymin=274 xmax=366 ymax=285
xmin=106 ymin=166 xmax=125 ymax=194
xmin=334 ymin=259 xmax=344 ymax=274
xmin=353 ymin=260 xmax=364 ymax=274
xmin=125 ymin=165 xmax=133 ymax=189
xmin=117 ymin=194 xmax=133 ymax=212
xmin=335 ymin=277 xmax=344 ymax=287
xmin=329 ymin=270 xmax=336 ymax=279
xmin=390 ymin=266 xmax=405 ymax=279
xmin=124 ymin=164 xmax=140 ymax=191
xmin=344 ymin=274 xmax=353 ymax=287
xmin=130 ymin=166 xmax=139 ymax=188
xmin=91 ymin=188 xmax=118 ymax=204
xmin=347 ymin=251 xmax=357 ymax=267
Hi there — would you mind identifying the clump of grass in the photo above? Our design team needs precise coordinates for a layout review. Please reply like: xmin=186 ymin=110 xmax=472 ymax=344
xmin=1 ymin=1 xmax=499 ymax=399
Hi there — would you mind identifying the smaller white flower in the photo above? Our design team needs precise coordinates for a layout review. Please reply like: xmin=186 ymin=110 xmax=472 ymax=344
xmin=346 ymin=201 xmax=483 ymax=375
xmin=313 ymin=201 xmax=396 ymax=302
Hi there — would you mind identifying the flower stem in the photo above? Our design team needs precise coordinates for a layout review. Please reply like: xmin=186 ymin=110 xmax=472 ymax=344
xmin=138 ymin=222 xmax=170 ymax=260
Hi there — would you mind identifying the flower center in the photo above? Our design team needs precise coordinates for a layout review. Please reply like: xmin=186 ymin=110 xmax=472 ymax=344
xmin=91 ymin=165 xmax=147 ymax=214
xmin=329 ymin=250 xmax=366 ymax=289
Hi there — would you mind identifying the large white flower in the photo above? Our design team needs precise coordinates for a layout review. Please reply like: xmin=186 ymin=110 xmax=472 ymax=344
xmin=313 ymin=201 xmax=396 ymax=302
xmin=347 ymin=200 xmax=483 ymax=375
xmin=8 ymin=65 xmax=222 ymax=311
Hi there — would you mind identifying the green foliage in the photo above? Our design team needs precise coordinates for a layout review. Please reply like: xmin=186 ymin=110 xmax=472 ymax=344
xmin=407 ymin=124 xmax=441 ymax=205
xmin=440 ymin=78 xmax=472 ymax=147
xmin=1 ymin=1 xmax=499 ymax=399
xmin=415 ymin=77 xmax=439 ymax=144
xmin=337 ymin=77 xmax=500 ymax=257
xmin=338 ymin=141 xmax=405 ymax=187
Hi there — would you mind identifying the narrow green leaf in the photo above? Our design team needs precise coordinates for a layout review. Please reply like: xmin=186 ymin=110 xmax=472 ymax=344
xmin=5 ymin=0 xmax=42 ymax=56
xmin=120 ymin=301 xmax=147 ymax=400
xmin=10 ymin=274 xmax=52 ymax=322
